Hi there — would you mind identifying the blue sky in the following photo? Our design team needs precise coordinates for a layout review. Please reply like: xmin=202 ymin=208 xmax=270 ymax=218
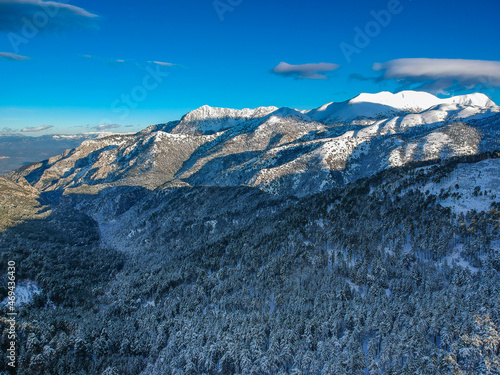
xmin=1 ymin=0 xmax=500 ymax=134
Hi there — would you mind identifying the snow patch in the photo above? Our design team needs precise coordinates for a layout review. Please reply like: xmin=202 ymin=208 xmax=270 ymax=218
xmin=422 ymin=159 xmax=500 ymax=213
xmin=1 ymin=280 xmax=41 ymax=307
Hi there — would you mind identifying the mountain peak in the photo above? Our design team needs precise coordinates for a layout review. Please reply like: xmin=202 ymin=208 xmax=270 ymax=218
xmin=268 ymin=107 xmax=314 ymax=121
xmin=350 ymin=91 xmax=441 ymax=110
xmin=181 ymin=105 xmax=280 ymax=121
xmin=442 ymin=93 xmax=496 ymax=108
xmin=172 ymin=105 xmax=279 ymax=135
xmin=350 ymin=91 xmax=497 ymax=109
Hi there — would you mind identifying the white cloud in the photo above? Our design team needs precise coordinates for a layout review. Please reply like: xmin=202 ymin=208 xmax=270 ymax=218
xmin=21 ymin=125 xmax=53 ymax=132
xmin=273 ymin=62 xmax=340 ymax=80
xmin=148 ymin=61 xmax=175 ymax=67
xmin=0 ymin=0 xmax=98 ymax=32
xmin=0 ymin=52 xmax=30 ymax=60
xmin=374 ymin=58 xmax=500 ymax=93
xmin=83 ymin=57 xmax=176 ymax=69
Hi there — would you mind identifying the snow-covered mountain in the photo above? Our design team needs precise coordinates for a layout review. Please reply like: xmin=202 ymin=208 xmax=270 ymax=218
xmin=9 ymin=91 xmax=500 ymax=196
xmin=171 ymin=105 xmax=279 ymax=135
xmin=305 ymin=91 xmax=497 ymax=125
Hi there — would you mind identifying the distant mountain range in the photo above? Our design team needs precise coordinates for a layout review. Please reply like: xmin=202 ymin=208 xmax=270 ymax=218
xmin=0 ymin=133 xmax=115 ymax=175
xmin=8 ymin=91 xmax=500 ymax=196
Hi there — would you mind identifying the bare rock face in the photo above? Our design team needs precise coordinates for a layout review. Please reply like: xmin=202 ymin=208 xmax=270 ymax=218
xmin=8 ymin=91 xmax=500 ymax=196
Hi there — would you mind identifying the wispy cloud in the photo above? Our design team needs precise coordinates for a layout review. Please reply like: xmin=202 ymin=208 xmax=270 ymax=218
xmin=83 ymin=56 xmax=179 ymax=70
xmin=94 ymin=123 xmax=121 ymax=131
xmin=373 ymin=58 xmax=500 ymax=93
xmin=0 ymin=52 xmax=30 ymax=60
xmin=148 ymin=61 xmax=175 ymax=67
xmin=21 ymin=125 xmax=53 ymax=132
xmin=272 ymin=62 xmax=340 ymax=80
xmin=81 ymin=55 xmax=143 ymax=68
xmin=1 ymin=127 xmax=19 ymax=133
xmin=0 ymin=0 xmax=99 ymax=32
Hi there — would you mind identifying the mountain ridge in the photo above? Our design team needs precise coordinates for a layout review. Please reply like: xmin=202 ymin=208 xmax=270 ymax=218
xmin=7 ymin=91 xmax=500 ymax=196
